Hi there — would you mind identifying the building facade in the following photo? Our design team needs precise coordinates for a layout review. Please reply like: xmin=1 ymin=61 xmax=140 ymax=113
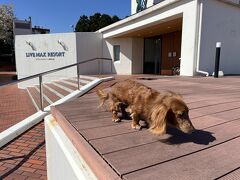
xmin=15 ymin=0 xmax=240 ymax=87
xmin=99 ymin=0 xmax=240 ymax=76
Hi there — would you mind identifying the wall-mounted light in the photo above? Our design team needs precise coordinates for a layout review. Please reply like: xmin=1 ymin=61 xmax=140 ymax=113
xmin=58 ymin=40 xmax=68 ymax=51
xmin=26 ymin=41 xmax=36 ymax=51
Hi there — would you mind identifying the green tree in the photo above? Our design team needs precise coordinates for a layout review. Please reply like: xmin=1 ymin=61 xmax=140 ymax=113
xmin=99 ymin=14 xmax=112 ymax=29
xmin=75 ymin=15 xmax=90 ymax=32
xmin=112 ymin=15 xmax=120 ymax=23
xmin=89 ymin=13 xmax=101 ymax=32
xmin=0 ymin=4 xmax=15 ymax=54
xmin=75 ymin=13 xmax=120 ymax=32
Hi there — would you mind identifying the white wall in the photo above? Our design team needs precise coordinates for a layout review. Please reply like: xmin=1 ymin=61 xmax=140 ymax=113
xmin=199 ymin=0 xmax=240 ymax=75
xmin=76 ymin=32 xmax=107 ymax=74
xmin=15 ymin=32 xmax=114 ymax=88
xmin=15 ymin=33 xmax=77 ymax=88
xmin=45 ymin=115 xmax=97 ymax=180
xmin=103 ymin=38 xmax=132 ymax=74
xmin=179 ymin=0 xmax=198 ymax=76
xmin=132 ymin=38 xmax=144 ymax=73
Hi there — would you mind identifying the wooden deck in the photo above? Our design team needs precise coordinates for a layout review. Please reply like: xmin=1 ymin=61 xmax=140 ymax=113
xmin=51 ymin=76 xmax=240 ymax=180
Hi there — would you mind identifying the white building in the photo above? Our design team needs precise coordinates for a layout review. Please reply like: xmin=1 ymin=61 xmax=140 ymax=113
xmin=15 ymin=0 xmax=240 ymax=86
xmin=13 ymin=18 xmax=50 ymax=36
xmin=99 ymin=0 xmax=240 ymax=76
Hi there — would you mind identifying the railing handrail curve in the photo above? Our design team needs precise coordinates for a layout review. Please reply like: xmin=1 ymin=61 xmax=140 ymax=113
xmin=0 ymin=57 xmax=112 ymax=89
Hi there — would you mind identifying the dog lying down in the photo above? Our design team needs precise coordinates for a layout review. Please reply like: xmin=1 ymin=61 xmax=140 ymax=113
xmin=96 ymin=79 xmax=195 ymax=135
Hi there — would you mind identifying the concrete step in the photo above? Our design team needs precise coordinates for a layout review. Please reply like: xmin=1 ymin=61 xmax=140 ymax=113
xmin=27 ymin=87 xmax=50 ymax=111
xmin=26 ymin=76 xmax=97 ymax=111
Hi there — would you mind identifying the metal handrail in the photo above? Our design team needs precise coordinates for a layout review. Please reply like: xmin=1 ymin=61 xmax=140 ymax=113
xmin=0 ymin=57 xmax=113 ymax=110
xmin=0 ymin=57 xmax=112 ymax=88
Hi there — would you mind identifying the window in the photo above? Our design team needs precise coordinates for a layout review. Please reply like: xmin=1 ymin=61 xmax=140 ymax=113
xmin=113 ymin=45 xmax=120 ymax=61
xmin=15 ymin=22 xmax=31 ymax=29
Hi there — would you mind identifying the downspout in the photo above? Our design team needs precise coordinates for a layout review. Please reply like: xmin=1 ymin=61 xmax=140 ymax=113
xmin=195 ymin=0 xmax=209 ymax=76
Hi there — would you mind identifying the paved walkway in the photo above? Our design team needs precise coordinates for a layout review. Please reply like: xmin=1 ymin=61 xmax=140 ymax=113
xmin=0 ymin=84 xmax=36 ymax=133
xmin=0 ymin=122 xmax=46 ymax=180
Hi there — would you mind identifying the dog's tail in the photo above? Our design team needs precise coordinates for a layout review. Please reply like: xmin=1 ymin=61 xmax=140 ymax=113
xmin=96 ymin=89 xmax=109 ymax=107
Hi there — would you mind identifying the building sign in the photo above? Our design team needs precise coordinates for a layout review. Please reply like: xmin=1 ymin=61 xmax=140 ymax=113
xmin=25 ymin=39 xmax=69 ymax=60
xmin=25 ymin=52 xmax=65 ymax=60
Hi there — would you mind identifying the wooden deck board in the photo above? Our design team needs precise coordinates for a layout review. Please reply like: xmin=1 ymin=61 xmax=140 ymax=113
xmin=219 ymin=168 xmax=240 ymax=180
xmin=104 ymin=119 xmax=240 ymax=175
xmin=52 ymin=76 xmax=240 ymax=179
xmin=124 ymin=138 xmax=240 ymax=180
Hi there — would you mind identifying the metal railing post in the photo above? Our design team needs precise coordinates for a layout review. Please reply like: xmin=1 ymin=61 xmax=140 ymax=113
xmin=77 ymin=65 xmax=80 ymax=90
xmin=39 ymin=75 xmax=44 ymax=111
xmin=111 ymin=60 xmax=113 ymax=74
xmin=98 ymin=59 xmax=100 ymax=77
xmin=101 ymin=58 xmax=103 ymax=75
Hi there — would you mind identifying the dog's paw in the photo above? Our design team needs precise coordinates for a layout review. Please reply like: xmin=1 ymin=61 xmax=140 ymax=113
xmin=131 ymin=124 xmax=142 ymax=130
xmin=112 ymin=118 xmax=121 ymax=123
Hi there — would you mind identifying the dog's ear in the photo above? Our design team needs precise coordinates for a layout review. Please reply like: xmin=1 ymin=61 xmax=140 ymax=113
xmin=150 ymin=105 xmax=168 ymax=135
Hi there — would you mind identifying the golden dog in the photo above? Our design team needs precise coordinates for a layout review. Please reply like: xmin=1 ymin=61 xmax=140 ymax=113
xmin=97 ymin=79 xmax=195 ymax=135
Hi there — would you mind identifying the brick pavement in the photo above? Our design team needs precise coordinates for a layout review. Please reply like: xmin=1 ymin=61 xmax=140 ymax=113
xmin=0 ymin=121 xmax=46 ymax=180
xmin=0 ymin=74 xmax=47 ymax=179
xmin=0 ymin=84 xmax=36 ymax=133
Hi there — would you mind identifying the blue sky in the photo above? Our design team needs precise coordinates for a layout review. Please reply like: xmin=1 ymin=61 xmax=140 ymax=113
xmin=2 ymin=0 xmax=131 ymax=33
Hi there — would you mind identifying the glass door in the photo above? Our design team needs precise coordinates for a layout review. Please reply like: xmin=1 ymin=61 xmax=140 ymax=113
xmin=143 ymin=37 xmax=161 ymax=74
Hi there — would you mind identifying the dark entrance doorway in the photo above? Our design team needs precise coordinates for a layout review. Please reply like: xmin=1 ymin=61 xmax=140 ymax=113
xmin=143 ymin=37 xmax=161 ymax=74
xmin=143 ymin=31 xmax=182 ymax=75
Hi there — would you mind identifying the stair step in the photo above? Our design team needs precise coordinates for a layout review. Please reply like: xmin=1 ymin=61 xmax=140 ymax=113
xmin=51 ymin=82 xmax=74 ymax=93
xmin=26 ymin=88 xmax=40 ymax=111
xmin=34 ymin=86 xmax=53 ymax=104
xmin=26 ymin=76 xmax=99 ymax=111
xmin=46 ymin=84 xmax=69 ymax=96
xmin=27 ymin=87 xmax=49 ymax=110
xmin=79 ymin=75 xmax=98 ymax=81
xmin=43 ymin=84 xmax=64 ymax=99
xmin=36 ymin=85 xmax=61 ymax=102
xmin=61 ymin=79 xmax=78 ymax=88
xmin=71 ymin=77 xmax=92 ymax=84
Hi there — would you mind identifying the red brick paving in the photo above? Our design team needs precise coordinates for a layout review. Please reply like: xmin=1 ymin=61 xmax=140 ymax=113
xmin=0 ymin=121 xmax=47 ymax=180
xmin=0 ymin=84 xmax=36 ymax=133
xmin=0 ymin=73 xmax=46 ymax=179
